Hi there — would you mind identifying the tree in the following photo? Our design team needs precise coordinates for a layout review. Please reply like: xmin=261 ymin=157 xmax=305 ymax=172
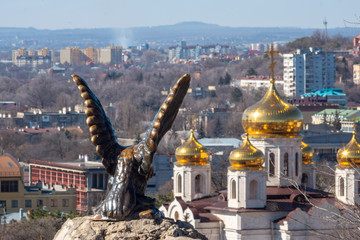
xmin=246 ymin=67 xmax=258 ymax=76
xmin=230 ymin=88 xmax=243 ymax=103
xmin=322 ymin=112 xmax=328 ymax=124
xmin=213 ymin=118 xmax=223 ymax=137
xmin=223 ymin=73 xmax=232 ymax=85
xmin=0 ymin=209 xmax=81 ymax=240
xmin=198 ymin=122 xmax=206 ymax=139
xmin=218 ymin=76 xmax=225 ymax=85
xmin=333 ymin=110 xmax=342 ymax=131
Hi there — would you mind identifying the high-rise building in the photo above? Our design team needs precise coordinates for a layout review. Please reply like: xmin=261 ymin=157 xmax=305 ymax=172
xmin=283 ymin=48 xmax=335 ymax=98
xmin=99 ymin=46 xmax=122 ymax=64
xmin=12 ymin=48 xmax=53 ymax=67
xmin=60 ymin=46 xmax=122 ymax=65
xmin=353 ymin=64 xmax=360 ymax=85
xmin=60 ymin=47 xmax=88 ymax=65
xmin=353 ymin=33 xmax=360 ymax=55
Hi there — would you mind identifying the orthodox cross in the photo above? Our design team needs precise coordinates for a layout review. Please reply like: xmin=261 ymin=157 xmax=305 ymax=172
xmin=187 ymin=112 xmax=196 ymax=130
xmin=265 ymin=43 xmax=280 ymax=82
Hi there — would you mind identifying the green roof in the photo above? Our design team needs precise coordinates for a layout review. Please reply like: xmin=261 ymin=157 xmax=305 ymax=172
xmin=315 ymin=109 xmax=360 ymax=119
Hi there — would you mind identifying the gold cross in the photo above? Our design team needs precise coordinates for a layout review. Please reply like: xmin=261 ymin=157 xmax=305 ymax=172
xmin=187 ymin=113 xmax=196 ymax=130
xmin=265 ymin=43 xmax=280 ymax=82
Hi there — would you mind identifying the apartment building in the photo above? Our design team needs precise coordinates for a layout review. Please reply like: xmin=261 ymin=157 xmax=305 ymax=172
xmin=0 ymin=154 xmax=76 ymax=221
xmin=29 ymin=157 xmax=107 ymax=214
xmin=60 ymin=46 xmax=122 ymax=65
xmin=353 ymin=64 xmax=360 ymax=85
xmin=12 ymin=48 xmax=53 ymax=67
xmin=283 ymin=48 xmax=335 ymax=98
xmin=168 ymin=43 xmax=230 ymax=62
xmin=99 ymin=46 xmax=122 ymax=64
xmin=354 ymin=33 xmax=360 ymax=55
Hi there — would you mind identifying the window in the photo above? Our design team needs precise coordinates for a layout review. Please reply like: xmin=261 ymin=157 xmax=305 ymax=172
xmin=25 ymin=200 xmax=32 ymax=208
xmin=177 ymin=174 xmax=182 ymax=193
xmin=302 ymin=173 xmax=308 ymax=186
xmin=283 ymin=153 xmax=289 ymax=177
xmin=195 ymin=175 xmax=202 ymax=193
xmin=99 ymin=173 xmax=104 ymax=189
xmin=339 ymin=177 xmax=345 ymax=197
xmin=295 ymin=153 xmax=299 ymax=177
xmin=37 ymin=199 xmax=43 ymax=207
xmin=357 ymin=181 xmax=360 ymax=196
xmin=92 ymin=174 xmax=98 ymax=188
xmin=231 ymin=179 xmax=236 ymax=199
xmin=1 ymin=180 xmax=18 ymax=192
xmin=249 ymin=180 xmax=258 ymax=199
xmin=269 ymin=153 xmax=275 ymax=176
xmin=62 ymin=199 xmax=69 ymax=207
xmin=50 ymin=199 xmax=57 ymax=207
xmin=0 ymin=200 xmax=6 ymax=208
xmin=11 ymin=200 xmax=18 ymax=208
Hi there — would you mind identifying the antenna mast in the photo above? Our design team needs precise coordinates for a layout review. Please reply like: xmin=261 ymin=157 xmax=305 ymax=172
xmin=323 ymin=17 xmax=328 ymax=40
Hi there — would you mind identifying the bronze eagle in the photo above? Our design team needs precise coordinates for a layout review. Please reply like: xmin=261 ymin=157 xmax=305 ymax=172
xmin=72 ymin=74 xmax=190 ymax=220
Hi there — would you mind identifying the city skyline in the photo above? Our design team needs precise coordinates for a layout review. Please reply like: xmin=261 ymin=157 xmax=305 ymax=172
xmin=0 ymin=0 xmax=358 ymax=30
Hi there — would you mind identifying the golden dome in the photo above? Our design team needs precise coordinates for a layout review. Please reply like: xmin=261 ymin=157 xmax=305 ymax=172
xmin=337 ymin=132 xmax=360 ymax=168
xmin=175 ymin=130 xmax=209 ymax=166
xmin=229 ymin=134 xmax=264 ymax=170
xmin=301 ymin=141 xmax=314 ymax=164
xmin=242 ymin=81 xmax=303 ymax=138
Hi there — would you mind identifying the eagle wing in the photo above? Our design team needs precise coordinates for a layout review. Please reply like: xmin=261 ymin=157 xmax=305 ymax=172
xmin=135 ymin=74 xmax=191 ymax=176
xmin=72 ymin=74 xmax=124 ymax=175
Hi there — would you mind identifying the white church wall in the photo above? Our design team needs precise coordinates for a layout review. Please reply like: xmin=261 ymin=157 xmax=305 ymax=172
xmin=250 ymin=137 xmax=303 ymax=187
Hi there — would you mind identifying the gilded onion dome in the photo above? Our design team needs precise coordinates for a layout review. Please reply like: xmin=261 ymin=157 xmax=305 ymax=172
xmin=301 ymin=141 xmax=314 ymax=164
xmin=337 ymin=131 xmax=360 ymax=168
xmin=242 ymin=80 xmax=303 ymax=138
xmin=175 ymin=129 xmax=209 ymax=166
xmin=229 ymin=134 xmax=265 ymax=170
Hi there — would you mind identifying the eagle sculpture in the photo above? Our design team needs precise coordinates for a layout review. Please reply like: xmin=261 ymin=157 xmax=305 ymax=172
xmin=72 ymin=74 xmax=191 ymax=220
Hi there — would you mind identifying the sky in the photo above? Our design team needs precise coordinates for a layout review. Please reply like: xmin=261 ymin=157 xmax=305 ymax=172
xmin=0 ymin=0 xmax=358 ymax=30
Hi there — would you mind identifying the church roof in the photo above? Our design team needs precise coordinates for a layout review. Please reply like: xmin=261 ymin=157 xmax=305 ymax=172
xmin=171 ymin=186 xmax=333 ymax=224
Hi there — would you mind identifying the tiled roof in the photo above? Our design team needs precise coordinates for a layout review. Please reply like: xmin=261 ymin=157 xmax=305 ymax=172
xmin=0 ymin=154 xmax=21 ymax=177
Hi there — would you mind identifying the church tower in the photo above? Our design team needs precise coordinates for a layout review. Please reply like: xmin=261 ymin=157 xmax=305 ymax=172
xmin=241 ymin=44 xmax=304 ymax=187
xmin=173 ymin=130 xmax=211 ymax=202
xmin=336 ymin=131 xmax=360 ymax=205
xmin=227 ymin=134 xmax=267 ymax=209
xmin=301 ymin=141 xmax=316 ymax=189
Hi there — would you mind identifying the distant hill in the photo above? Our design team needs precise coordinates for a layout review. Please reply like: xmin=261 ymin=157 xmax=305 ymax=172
xmin=0 ymin=22 xmax=359 ymax=49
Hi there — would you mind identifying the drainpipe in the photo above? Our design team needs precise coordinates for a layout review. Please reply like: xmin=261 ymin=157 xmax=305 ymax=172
xmin=271 ymin=221 xmax=274 ymax=240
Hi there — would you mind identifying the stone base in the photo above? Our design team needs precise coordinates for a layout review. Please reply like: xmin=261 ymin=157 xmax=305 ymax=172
xmin=54 ymin=216 xmax=207 ymax=240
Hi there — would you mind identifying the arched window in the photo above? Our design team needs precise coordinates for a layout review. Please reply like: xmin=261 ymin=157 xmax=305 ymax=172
xmin=231 ymin=179 xmax=236 ymax=199
xmin=195 ymin=174 xmax=202 ymax=193
xmin=177 ymin=174 xmax=182 ymax=193
xmin=301 ymin=173 xmax=308 ymax=186
xmin=283 ymin=153 xmax=289 ymax=176
xmin=339 ymin=177 xmax=345 ymax=196
xmin=269 ymin=153 xmax=275 ymax=176
xmin=249 ymin=180 xmax=258 ymax=199
xmin=295 ymin=152 xmax=299 ymax=177
xmin=174 ymin=211 xmax=179 ymax=220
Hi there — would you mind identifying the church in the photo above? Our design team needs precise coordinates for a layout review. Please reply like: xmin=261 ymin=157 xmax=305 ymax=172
xmin=160 ymin=46 xmax=360 ymax=240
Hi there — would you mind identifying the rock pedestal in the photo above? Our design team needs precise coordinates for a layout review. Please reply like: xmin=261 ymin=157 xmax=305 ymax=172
xmin=54 ymin=216 xmax=207 ymax=240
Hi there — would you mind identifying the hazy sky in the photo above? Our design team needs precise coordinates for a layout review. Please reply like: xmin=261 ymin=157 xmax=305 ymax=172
xmin=0 ymin=0 xmax=358 ymax=29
